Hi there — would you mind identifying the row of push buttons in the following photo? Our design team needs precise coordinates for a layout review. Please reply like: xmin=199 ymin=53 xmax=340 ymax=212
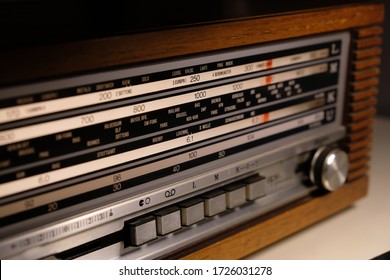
xmin=123 ymin=174 xmax=266 ymax=247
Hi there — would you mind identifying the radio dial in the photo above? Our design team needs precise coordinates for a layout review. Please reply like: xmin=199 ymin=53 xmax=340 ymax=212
xmin=310 ymin=146 xmax=349 ymax=192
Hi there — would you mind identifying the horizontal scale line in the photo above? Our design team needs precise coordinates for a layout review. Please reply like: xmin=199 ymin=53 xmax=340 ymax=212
xmin=0 ymin=98 xmax=325 ymax=198
xmin=0 ymin=63 xmax=328 ymax=146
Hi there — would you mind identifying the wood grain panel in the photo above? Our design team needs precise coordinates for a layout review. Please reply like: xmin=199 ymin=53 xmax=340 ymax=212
xmin=354 ymin=37 xmax=383 ymax=49
xmin=351 ymin=77 xmax=379 ymax=91
xmin=355 ymin=26 xmax=384 ymax=37
xmin=348 ymin=147 xmax=371 ymax=162
xmin=347 ymin=137 xmax=373 ymax=152
xmin=349 ymin=108 xmax=376 ymax=122
xmin=354 ymin=47 xmax=382 ymax=59
xmin=347 ymin=167 xmax=370 ymax=182
xmin=352 ymin=67 xmax=380 ymax=81
xmin=349 ymin=156 xmax=370 ymax=172
xmin=350 ymin=88 xmax=378 ymax=101
xmin=348 ymin=128 xmax=372 ymax=142
xmin=349 ymin=97 xmax=377 ymax=112
xmin=348 ymin=119 xmax=374 ymax=132
xmin=353 ymin=57 xmax=381 ymax=70
xmin=345 ymin=21 xmax=382 ymax=187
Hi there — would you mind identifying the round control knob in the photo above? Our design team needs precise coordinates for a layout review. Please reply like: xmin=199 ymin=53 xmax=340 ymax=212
xmin=309 ymin=146 xmax=349 ymax=192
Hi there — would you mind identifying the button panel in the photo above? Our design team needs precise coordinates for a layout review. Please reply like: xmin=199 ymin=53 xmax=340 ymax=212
xmin=123 ymin=173 xmax=267 ymax=247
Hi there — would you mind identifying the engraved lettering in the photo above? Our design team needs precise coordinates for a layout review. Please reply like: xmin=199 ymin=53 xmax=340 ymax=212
xmin=99 ymin=91 xmax=112 ymax=101
xmin=144 ymin=118 xmax=157 ymax=126
xmin=211 ymin=97 xmax=221 ymax=104
xmin=133 ymin=104 xmax=145 ymax=113
xmin=115 ymin=132 xmax=129 ymax=140
xmin=224 ymin=105 xmax=236 ymax=112
xmin=76 ymin=86 xmax=92 ymax=94
xmin=116 ymin=88 xmax=132 ymax=96
xmin=176 ymin=129 xmax=188 ymax=136
xmin=55 ymin=132 xmax=72 ymax=141
xmin=96 ymin=82 xmax=114 ymax=91
xmin=200 ymin=123 xmax=211 ymax=130
xmin=0 ymin=160 xmax=10 ymax=168
xmin=41 ymin=92 xmax=59 ymax=100
xmin=26 ymin=105 xmax=46 ymax=113
xmin=0 ymin=131 xmax=15 ymax=144
xmin=87 ymin=139 xmax=101 ymax=147
xmin=173 ymin=78 xmax=187 ymax=85
xmin=186 ymin=114 xmax=199 ymax=122
xmin=16 ymin=171 xmax=26 ymax=179
xmin=152 ymin=136 xmax=163 ymax=143
xmin=7 ymin=141 xmax=29 ymax=152
xmin=225 ymin=114 xmax=244 ymax=123
xmin=172 ymin=70 xmax=182 ymax=76
xmin=190 ymin=75 xmax=200 ymax=83
xmin=232 ymin=92 xmax=244 ymax=99
xmin=256 ymin=62 xmax=266 ymax=69
xmin=104 ymin=121 xmax=122 ymax=129
xmin=184 ymin=68 xmax=194 ymax=74
xmin=130 ymin=116 xmax=141 ymax=123
xmin=213 ymin=69 xmax=232 ymax=77
xmin=176 ymin=112 xmax=187 ymax=118
xmin=18 ymin=147 xmax=35 ymax=156
xmin=16 ymin=96 xmax=34 ymax=105
xmin=51 ymin=162 xmax=61 ymax=169
xmin=121 ymin=79 xmax=131 ymax=86
xmin=290 ymin=55 xmax=302 ymax=62
xmin=97 ymin=148 xmax=116 ymax=158
xmin=168 ymin=107 xmax=180 ymax=114
xmin=39 ymin=151 xmax=50 ymax=158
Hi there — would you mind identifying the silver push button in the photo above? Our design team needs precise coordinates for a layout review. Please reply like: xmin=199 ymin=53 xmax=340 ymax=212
xmin=224 ymin=182 xmax=247 ymax=209
xmin=154 ymin=206 xmax=181 ymax=235
xmin=244 ymin=174 xmax=266 ymax=200
xmin=179 ymin=198 xmax=205 ymax=226
xmin=123 ymin=216 xmax=157 ymax=247
xmin=202 ymin=190 xmax=227 ymax=217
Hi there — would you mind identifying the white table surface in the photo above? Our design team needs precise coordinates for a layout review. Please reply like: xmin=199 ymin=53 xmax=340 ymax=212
xmin=245 ymin=116 xmax=390 ymax=260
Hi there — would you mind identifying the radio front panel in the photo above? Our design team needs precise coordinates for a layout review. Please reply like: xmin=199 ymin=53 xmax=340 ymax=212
xmin=0 ymin=32 xmax=350 ymax=259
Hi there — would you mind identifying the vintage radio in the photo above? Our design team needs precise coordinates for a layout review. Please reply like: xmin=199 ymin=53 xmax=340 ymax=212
xmin=0 ymin=1 xmax=384 ymax=259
